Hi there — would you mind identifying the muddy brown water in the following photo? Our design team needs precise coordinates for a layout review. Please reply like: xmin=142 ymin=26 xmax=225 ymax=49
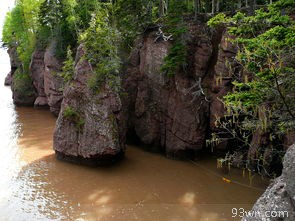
xmin=0 ymin=74 xmax=269 ymax=221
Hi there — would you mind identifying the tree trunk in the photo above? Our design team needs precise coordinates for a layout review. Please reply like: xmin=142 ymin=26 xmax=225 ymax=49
xmin=249 ymin=0 xmax=256 ymax=13
xmin=216 ymin=0 xmax=219 ymax=12
xmin=212 ymin=0 xmax=215 ymax=14
xmin=165 ymin=0 xmax=169 ymax=14
xmin=159 ymin=0 xmax=165 ymax=17
xmin=147 ymin=0 xmax=153 ymax=18
xmin=238 ymin=0 xmax=242 ymax=9
xmin=195 ymin=0 xmax=200 ymax=14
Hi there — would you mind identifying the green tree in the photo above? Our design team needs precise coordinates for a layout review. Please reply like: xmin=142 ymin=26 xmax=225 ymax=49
xmin=80 ymin=4 xmax=121 ymax=93
xmin=2 ymin=0 xmax=43 ymax=71
xmin=37 ymin=0 xmax=78 ymax=57
xmin=207 ymin=0 xmax=295 ymax=174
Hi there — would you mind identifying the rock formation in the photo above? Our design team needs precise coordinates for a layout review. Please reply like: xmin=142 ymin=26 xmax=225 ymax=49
xmin=43 ymin=41 xmax=64 ymax=115
xmin=29 ymin=40 xmax=64 ymax=115
xmin=4 ymin=72 xmax=12 ymax=86
xmin=123 ymin=23 xmax=220 ymax=159
xmin=7 ymin=46 xmax=20 ymax=73
xmin=30 ymin=50 xmax=47 ymax=107
xmin=6 ymin=20 xmax=288 ymax=168
xmin=53 ymin=45 xmax=125 ymax=166
xmin=7 ymin=47 xmax=37 ymax=106
xmin=7 ymin=40 xmax=64 ymax=114
xmin=4 ymin=21 xmax=241 ymax=161
xmin=11 ymin=72 xmax=37 ymax=106
xmin=242 ymin=144 xmax=295 ymax=221
xmin=209 ymin=31 xmax=237 ymax=130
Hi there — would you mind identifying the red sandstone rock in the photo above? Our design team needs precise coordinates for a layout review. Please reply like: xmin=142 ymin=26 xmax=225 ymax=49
xmin=7 ymin=47 xmax=37 ymax=106
xmin=7 ymin=42 xmax=63 ymax=112
xmin=29 ymin=50 xmax=48 ymax=107
xmin=124 ymin=28 xmax=211 ymax=159
xmin=7 ymin=47 xmax=20 ymax=70
xmin=284 ymin=130 xmax=295 ymax=149
xmin=53 ymin=45 xmax=125 ymax=166
xmin=34 ymin=96 xmax=48 ymax=107
xmin=43 ymin=41 xmax=64 ymax=115
xmin=210 ymin=31 xmax=237 ymax=130
xmin=4 ymin=72 xmax=12 ymax=86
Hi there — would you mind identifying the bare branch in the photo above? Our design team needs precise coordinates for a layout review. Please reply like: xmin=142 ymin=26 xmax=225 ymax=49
xmin=154 ymin=27 xmax=173 ymax=43
xmin=185 ymin=77 xmax=210 ymax=103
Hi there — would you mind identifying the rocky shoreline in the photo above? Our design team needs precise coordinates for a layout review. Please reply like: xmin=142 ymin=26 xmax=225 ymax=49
xmin=3 ymin=21 xmax=292 ymax=171
xmin=243 ymin=145 xmax=295 ymax=221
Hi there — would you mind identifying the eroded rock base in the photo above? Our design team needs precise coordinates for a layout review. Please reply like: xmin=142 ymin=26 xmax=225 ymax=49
xmin=55 ymin=150 xmax=125 ymax=167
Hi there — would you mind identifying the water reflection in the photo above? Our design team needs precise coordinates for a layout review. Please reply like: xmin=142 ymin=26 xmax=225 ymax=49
xmin=15 ymin=107 xmax=56 ymax=163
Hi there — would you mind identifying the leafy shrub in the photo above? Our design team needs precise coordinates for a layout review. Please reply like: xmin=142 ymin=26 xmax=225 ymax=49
xmin=161 ymin=2 xmax=188 ymax=76
xmin=207 ymin=0 xmax=295 ymax=175
xmin=12 ymin=69 xmax=36 ymax=99
xmin=80 ymin=5 xmax=121 ymax=93
xmin=2 ymin=0 xmax=42 ymax=72
xmin=60 ymin=47 xmax=75 ymax=83
xmin=64 ymin=106 xmax=85 ymax=130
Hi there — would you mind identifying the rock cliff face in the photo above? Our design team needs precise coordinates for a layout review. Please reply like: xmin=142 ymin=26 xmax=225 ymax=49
xmin=123 ymin=24 xmax=227 ymax=159
xmin=53 ymin=45 xmax=125 ymax=166
xmin=7 ymin=47 xmax=20 ymax=73
xmin=43 ymin=41 xmax=64 ymax=115
xmin=11 ymin=73 xmax=37 ymax=106
xmin=7 ymin=47 xmax=37 ymax=106
xmin=209 ymin=31 xmax=237 ymax=130
xmin=7 ymin=40 xmax=64 ymax=114
xmin=4 ymin=72 xmax=12 ymax=86
xmin=30 ymin=41 xmax=64 ymax=115
xmin=30 ymin=50 xmax=47 ymax=106
xmin=53 ymin=23 xmax=230 ymax=164
xmin=243 ymin=144 xmax=295 ymax=221
xmin=6 ymin=21 xmax=278 ymax=165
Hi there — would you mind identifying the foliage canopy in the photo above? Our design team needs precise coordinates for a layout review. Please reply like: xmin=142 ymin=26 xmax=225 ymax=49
xmin=207 ymin=0 xmax=295 ymax=174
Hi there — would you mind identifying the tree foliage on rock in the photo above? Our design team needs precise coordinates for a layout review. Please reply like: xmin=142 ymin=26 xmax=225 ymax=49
xmin=208 ymin=0 xmax=295 ymax=175
xmin=2 ymin=0 xmax=43 ymax=71
xmin=80 ymin=5 xmax=122 ymax=93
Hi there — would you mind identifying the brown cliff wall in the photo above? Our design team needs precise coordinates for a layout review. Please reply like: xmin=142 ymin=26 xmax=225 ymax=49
xmin=123 ymin=23 xmax=232 ymax=159
xmin=7 ymin=40 xmax=64 ymax=115
xmin=5 ymin=21 xmax=257 ymax=164
xmin=43 ymin=41 xmax=64 ymax=115
xmin=30 ymin=50 xmax=47 ymax=106
xmin=30 ymin=40 xmax=64 ymax=115
xmin=7 ymin=46 xmax=37 ymax=105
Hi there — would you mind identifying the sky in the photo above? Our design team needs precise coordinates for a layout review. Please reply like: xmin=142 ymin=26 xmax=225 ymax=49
xmin=0 ymin=0 xmax=15 ymax=78
xmin=0 ymin=0 xmax=15 ymax=38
